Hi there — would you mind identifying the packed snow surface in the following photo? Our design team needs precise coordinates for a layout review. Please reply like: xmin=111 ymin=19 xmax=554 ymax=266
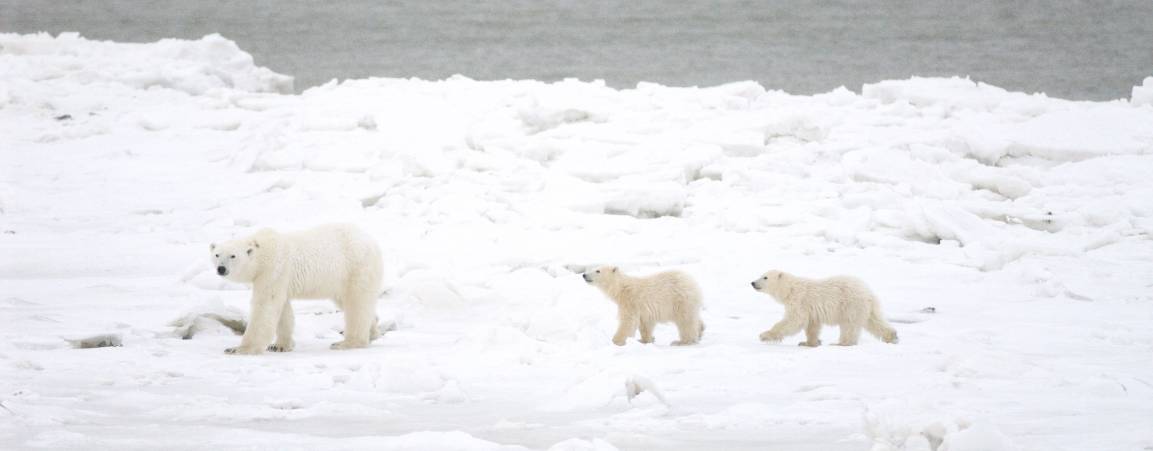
xmin=2 ymin=33 xmax=1152 ymax=450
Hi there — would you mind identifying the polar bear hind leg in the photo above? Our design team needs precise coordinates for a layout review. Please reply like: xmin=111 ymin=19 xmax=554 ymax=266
xmin=671 ymin=316 xmax=702 ymax=346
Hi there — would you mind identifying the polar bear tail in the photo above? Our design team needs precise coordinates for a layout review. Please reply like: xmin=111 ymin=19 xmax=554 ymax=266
xmin=865 ymin=310 xmax=899 ymax=344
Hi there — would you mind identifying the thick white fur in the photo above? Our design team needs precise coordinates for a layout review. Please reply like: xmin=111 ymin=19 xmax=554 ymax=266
xmin=751 ymin=270 xmax=898 ymax=346
xmin=584 ymin=266 xmax=704 ymax=346
xmin=210 ymin=223 xmax=383 ymax=355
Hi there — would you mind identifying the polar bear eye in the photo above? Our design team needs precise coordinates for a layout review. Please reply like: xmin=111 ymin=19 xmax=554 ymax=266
xmin=596 ymin=270 xmax=601 ymax=273
xmin=230 ymin=255 xmax=236 ymax=259
xmin=215 ymin=254 xmax=219 ymax=258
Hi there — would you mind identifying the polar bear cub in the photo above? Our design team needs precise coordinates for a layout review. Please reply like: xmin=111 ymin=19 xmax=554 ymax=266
xmin=751 ymin=270 xmax=897 ymax=346
xmin=210 ymin=223 xmax=383 ymax=355
xmin=583 ymin=266 xmax=704 ymax=346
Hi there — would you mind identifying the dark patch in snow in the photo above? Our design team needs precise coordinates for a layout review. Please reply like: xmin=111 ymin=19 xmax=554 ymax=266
xmin=170 ymin=312 xmax=247 ymax=339
xmin=67 ymin=334 xmax=122 ymax=349
xmin=889 ymin=308 xmax=936 ymax=324
xmin=360 ymin=191 xmax=388 ymax=208
xmin=520 ymin=108 xmax=603 ymax=134
xmin=54 ymin=114 xmax=72 ymax=121
xmin=603 ymin=205 xmax=683 ymax=219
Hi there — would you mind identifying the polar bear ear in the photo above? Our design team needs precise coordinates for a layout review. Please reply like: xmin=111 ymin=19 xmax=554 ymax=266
xmin=612 ymin=267 xmax=617 ymax=273
xmin=246 ymin=248 xmax=253 ymax=256
xmin=209 ymin=243 xmax=215 ymax=251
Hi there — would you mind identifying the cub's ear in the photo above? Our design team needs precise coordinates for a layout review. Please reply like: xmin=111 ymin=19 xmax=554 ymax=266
xmin=209 ymin=243 xmax=216 ymax=251
xmin=247 ymin=248 xmax=254 ymax=256
xmin=612 ymin=267 xmax=618 ymax=273
xmin=776 ymin=272 xmax=783 ymax=280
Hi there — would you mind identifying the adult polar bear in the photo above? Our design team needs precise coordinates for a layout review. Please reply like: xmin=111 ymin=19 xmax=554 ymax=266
xmin=210 ymin=223 xmax=383 ymax=355
xmin=751 ymin=270 xmax=898 ymax=346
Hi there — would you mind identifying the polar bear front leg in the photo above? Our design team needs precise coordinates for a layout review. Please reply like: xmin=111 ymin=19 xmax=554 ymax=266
xmin=799 ymin=320 xmax=822 ymax=347
xmin=613 ymin=311 xmax=638 ymax=346
xmin=268 ymin=301 xmax=295 ymax=352
xmin=759 ymin=311 xmax=807 ymax=343
xmin=638 ymin=317 xmax=656 ymax=344
xmin=227 ymin=290 xmax=286 ymax=355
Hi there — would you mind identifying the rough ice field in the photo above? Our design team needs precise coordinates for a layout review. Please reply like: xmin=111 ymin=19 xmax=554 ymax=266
xmin=2 ymin=33 xmax=1152 ymax=451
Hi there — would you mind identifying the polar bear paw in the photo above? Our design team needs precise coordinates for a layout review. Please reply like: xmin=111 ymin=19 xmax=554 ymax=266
xmin=611 ymin=336 xmax=627 ymax=346
xmin=267 ymin=343 xmax=294 ymax=352
xmin=798 ymin=340 xmax=821 ymax=347
xmin=759 ymin=331 xmax=782 ymax=342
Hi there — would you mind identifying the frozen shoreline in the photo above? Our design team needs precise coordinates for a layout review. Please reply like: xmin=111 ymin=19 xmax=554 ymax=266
xmin=2 ymin=33 xmax=1152 ymax=451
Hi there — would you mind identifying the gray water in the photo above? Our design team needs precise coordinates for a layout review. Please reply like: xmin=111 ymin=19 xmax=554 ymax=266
xmin=3 ymin=0 xmax=1152 ymax=100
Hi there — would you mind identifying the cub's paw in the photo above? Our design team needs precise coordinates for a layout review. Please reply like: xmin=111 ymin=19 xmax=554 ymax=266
xmin=670 ymin=340 xmax=698 ymax=346
xmin=267 ymin=344 xmax=294 ymax=352
xmin=759 ymin=331 xmax=782 ymax=342
xmin=798 ymin=340 xmax=821 ymax=347
xmin=611 ymin=337 xmax=627 ymax=346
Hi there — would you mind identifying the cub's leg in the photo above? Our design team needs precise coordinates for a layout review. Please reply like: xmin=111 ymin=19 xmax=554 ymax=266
xmin=835 ymin=322 xmax=861 ymax=346
xmin=638 ymin=317 xmax=656 ymax=344
xmin=799 ymin=320 xmax=822 ymax=347
xmin=671 ymin=316 xmax=702 ymax=346
xmin=613 ymin=310 xmax=638 ymax=346
xmin=760 ymin=311 xmax=806 ymax=343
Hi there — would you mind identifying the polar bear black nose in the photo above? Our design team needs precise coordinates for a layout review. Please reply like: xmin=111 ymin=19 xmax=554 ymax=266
xmin=217 ymin=266 xmax=228 ymax=276
xmin=751 ymin=282 xmax=757 ymax=288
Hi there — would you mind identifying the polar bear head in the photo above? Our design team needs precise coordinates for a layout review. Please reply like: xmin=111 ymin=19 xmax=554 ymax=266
xmin=751 ymin=270 xmax=791 ymax=301
xmin=209 ymin=238 xmax=261 ymax=283
xmin=582 ymin=265 xmax=619 ymax=287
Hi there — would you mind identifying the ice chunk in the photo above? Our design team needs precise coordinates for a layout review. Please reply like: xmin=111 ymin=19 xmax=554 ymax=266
xmin=1131 ymin=76 xmax=1153 ymax=106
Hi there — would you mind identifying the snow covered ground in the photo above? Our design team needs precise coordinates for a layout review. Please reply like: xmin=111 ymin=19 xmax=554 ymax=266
xmin=2 ymin=33 xmax=1152 ymax=451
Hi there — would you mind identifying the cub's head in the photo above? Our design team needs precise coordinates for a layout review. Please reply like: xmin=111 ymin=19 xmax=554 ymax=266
xmin=582 ymin=265 xmax=618 ymax=287
xmin=208 ymin=238 xmax=261 ymax=283
xmin=751 ymin=270 xmax=787 ymax=297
